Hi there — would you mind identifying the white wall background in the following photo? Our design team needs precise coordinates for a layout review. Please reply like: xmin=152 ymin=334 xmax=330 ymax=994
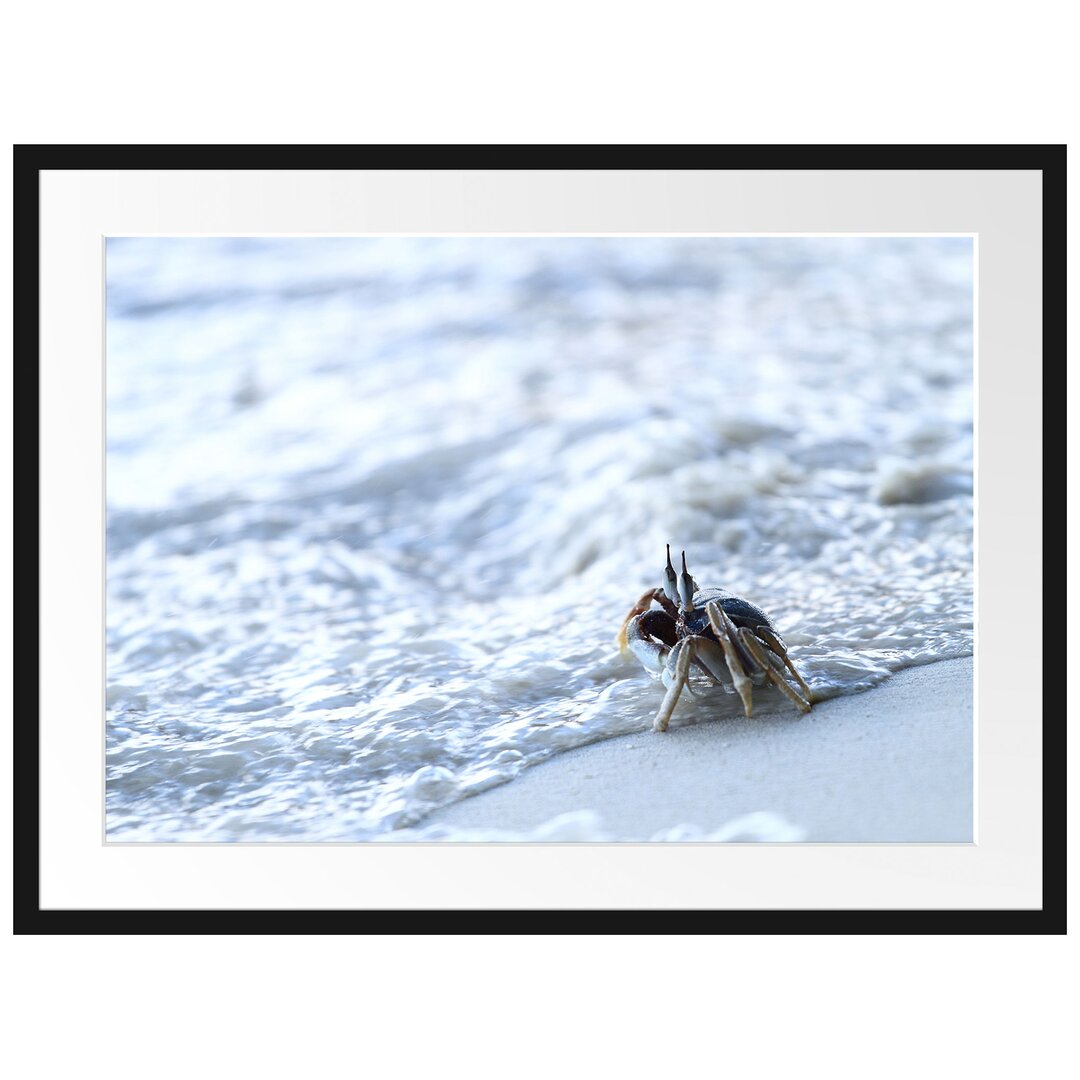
xmin=2 ymin=3 xmax=1074 ymax=1079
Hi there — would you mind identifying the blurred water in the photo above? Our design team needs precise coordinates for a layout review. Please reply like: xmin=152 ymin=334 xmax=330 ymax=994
xmin=106 ymin=236 xmax=973 ymax=840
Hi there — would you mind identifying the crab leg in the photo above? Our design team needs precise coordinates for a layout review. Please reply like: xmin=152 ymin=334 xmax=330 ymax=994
xmin=706 ymin=601 xmax=755 ymax=718
xmin=686 ymin=634 xmax=732 ymax=688
xmin=739 ymin=629 xmax=812 ymax=714
xmin=755 ymin=625 xmax=815 ymax=703
xmin=653 ymin=638 xmax=692 ymax=732
xmin=661 ymin=637 xmax=699 ymax=697
xmin=732 ymin=628 xmax=768 ymax=684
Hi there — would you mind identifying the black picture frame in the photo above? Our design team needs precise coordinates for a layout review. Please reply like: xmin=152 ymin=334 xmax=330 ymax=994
xmin=14 ymin=144 xmax=1064 ymax=934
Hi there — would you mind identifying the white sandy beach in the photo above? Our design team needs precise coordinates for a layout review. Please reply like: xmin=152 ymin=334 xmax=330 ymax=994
xmin=412 ymin=657 xmax=973 ymax=842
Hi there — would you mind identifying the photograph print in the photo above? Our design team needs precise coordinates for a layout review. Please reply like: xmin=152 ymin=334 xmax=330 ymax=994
xmin=105 ymin=234 xmax=974 ymax=843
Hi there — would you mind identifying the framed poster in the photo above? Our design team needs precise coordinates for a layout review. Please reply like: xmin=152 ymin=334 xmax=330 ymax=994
xmin=17 ymin=145 xmax=1061 ymax=930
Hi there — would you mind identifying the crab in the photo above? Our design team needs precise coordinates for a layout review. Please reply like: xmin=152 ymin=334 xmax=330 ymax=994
xmin=616 ymin=545 xmax=815 ymax=732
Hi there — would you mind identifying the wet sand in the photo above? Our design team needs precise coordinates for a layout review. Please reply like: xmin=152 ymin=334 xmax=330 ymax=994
xmin=414 ymin=657 xmax=973 ymax=842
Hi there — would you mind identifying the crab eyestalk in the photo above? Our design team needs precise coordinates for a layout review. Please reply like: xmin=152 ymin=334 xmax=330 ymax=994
xmin=663 ymin=543 xmax=679 ymax=603
xmin=677 ymin=550 xmax=696 ymax=611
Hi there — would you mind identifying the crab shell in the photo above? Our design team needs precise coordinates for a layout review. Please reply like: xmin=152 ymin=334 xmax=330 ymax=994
xmin=682 ymin=587 xmax=783 ymax=646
